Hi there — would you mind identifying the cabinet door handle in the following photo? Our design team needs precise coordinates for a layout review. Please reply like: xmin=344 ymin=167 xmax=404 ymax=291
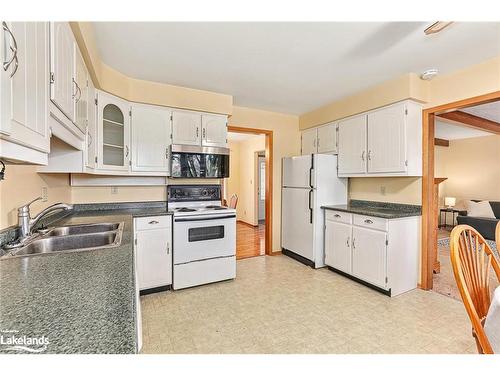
xmin=166 ymin=242 xmax=170 ymax=255
xmin=165 ymin=147 xmax=169 ymax=160
xmin=352 ymin=238 xmax=356 ymax=249
xmin=367 ymin=150 xmax=372 ymax=161
xmin=196 ymin=127 xmax=199 ymax=138
xmin=125 ymin=145 xmax=129 ymax=157
xmin=346 ymin=236 xmax=350 ymax=248
xmin=361 ymin=151 xmax=365 ymax=161
xmin=2 ymin=22 xmax=17 ymax=73
xmin=364 ymin=219 xmax=373 ymax=225
xmin=148 ymin=220 xmax=159 ymax=225
xmin=202 ymin=127 xmax=206 ymax=139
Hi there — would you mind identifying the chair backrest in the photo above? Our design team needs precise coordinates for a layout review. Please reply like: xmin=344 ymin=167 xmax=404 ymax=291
xmin=450 ymin=225 xmax=500 ymax=354
xmin=496 ymin=221 xmax=500 ymax=252
xmin=229 ymin=194 xmax=238 ymax=209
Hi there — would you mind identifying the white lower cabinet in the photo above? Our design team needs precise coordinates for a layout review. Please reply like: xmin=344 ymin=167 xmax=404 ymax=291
xmin=134 ymin=216 xmax=172 ymax=290
xmin=324 ymin=209 xmax=420 ymax=296
xmin=325 ymin=221 xmax=352 ymax=274
xmin=351 ymin=226 xmax=387 ymax=288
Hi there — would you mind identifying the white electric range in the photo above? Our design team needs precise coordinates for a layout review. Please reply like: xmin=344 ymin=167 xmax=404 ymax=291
xmin=168 ymin=185 xmax=236 ymax=290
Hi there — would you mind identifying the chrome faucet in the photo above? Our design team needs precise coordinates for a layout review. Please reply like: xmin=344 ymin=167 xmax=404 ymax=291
xmin=17 ymin=197 xmax=73 ymax=239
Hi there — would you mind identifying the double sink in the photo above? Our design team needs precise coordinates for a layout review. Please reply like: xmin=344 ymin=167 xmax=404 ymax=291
xmin=2 ymin=222 xmax=124 ymax=258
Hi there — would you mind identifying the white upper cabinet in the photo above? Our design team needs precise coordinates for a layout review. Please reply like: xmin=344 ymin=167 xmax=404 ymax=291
xmin=301 ymin=128 xmax=317 ymax=155
xmin=337 ymin=100 xmax=422 ymax=177
xmin=131 ymin=103 xmax=171 ymax=173
xmin=97 ymin=91 xmax=130 ymax=171
xmin=0 ymin=22 xmax=49 ymax=163
xmin=85 ymin=78 xmax=97 ymax=169
xmin=338 ymin=114 xmax=367 ymax=175
xmin=171 ymin=110 xmax=201 ymax=146
xmin=317 ymin=122 xmax=338 ymax=154
xmin=201 ymin=113 xmax=227 ymax=148
xmin=301 ymin=122 xmax=338 ymax=155
xmin=367 ymin=103 xmax=406 ymax=174
xmin=50 ymin=22 xmax=75 ymax=122
xmin=74 ymin=47 xmax=88 ymax=133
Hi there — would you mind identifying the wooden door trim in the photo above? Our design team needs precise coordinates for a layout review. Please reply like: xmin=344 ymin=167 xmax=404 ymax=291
xmin=437 ymin=111 xmax=500 ymax=135
xmin=421 ymin=90 xmax=500 ymax=290
xmin=228 ymin=125 xmax=274 ymax=256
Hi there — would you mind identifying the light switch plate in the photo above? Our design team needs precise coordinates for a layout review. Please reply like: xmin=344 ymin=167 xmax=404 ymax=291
xmin=41 ymin=187 xmax=48 ymax=202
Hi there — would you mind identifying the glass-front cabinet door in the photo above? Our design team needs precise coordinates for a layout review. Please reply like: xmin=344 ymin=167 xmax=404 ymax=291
xmin=96 ymin=90 xmax=130 ymax=170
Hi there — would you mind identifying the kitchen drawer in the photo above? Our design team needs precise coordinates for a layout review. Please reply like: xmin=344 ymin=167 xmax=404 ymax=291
xmin=353 ymin=214 xmax=387 ymax=231
xmin=135 ymin=216 xmax=171 ymax=231
xmin=325 ymin=210 xmax=352 ymax=224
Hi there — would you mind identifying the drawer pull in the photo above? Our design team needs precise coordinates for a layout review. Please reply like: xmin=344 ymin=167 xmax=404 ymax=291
xmin=364 ymin=219 xmax=373 ymax=224
xmin=148 ymin=220 xmax=159 ymax=225
xmin=346 ymin=236 xmax=350 ymax=248
xmin=334 ymin=214 xmax=341 ymax=218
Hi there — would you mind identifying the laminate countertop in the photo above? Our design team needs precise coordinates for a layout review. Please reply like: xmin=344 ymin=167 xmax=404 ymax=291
xmin=322 ymin=200 xmax=421 ymax=219
xmin=0 ymin=202 xmax=172 ymax=354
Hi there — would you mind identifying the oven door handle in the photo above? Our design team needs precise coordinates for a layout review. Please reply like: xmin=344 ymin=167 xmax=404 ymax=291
xmin=174 ymin=214 xmax=236 ymax=222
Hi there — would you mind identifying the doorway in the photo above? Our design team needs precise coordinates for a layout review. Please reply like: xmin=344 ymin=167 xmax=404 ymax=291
xmin=421 ymin=91 xmax=500 ymax=290
xmin=257 ymin=152 xmax=266 ymax=223
xmin=224 ymin=126 xmax=273 ymax=259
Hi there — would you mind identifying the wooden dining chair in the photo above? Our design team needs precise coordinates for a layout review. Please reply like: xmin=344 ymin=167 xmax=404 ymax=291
xmin=450 ymin=225 xmax=500 ymax=354
xmin=228 ymin=194 xmax=238 ymax=209
xmin=496 ymin=221 xmax=500 ymax=252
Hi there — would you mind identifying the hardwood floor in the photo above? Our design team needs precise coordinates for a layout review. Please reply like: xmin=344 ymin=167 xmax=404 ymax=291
xmin=236 ymin=221 xmax=265 ymax=260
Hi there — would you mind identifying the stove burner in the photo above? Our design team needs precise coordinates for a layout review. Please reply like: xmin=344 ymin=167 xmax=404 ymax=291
xmin=175 ymin=207 xmax=197 ymax=212
xmin=205 ymin=205 xmax=227 ymax=210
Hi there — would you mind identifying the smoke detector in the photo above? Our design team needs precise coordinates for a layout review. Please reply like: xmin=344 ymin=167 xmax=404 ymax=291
xmin=420 ymin=69 xmax=439 ymax=81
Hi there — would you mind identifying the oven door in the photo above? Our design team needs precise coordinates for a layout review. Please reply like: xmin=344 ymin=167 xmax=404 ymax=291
xmin=173 ymin=213 xmax=236 ymax=264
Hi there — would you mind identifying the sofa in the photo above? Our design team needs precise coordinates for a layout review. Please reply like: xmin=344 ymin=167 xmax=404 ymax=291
xmin=457 ymin=201 xmax=500 ymax=240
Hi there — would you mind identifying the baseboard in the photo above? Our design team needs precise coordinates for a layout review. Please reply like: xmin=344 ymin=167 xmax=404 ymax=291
xmin=237 ymin=220 xmax=258 ymax=228
xmin=281 ymin=248 xmax=315 ymax=268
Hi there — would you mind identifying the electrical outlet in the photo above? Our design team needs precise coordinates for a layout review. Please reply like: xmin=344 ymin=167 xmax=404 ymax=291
xmin=41 ymin=187 xmax=48 ymax=202
xmin=380 ymin=186 xmax=386 ymax=196
xmin=111 ymin=187 xmax=118 ymax=195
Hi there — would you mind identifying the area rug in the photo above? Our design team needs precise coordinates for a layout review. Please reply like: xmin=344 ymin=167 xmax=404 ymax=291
xmin=434 ymin=238 xmax=499 ymax=301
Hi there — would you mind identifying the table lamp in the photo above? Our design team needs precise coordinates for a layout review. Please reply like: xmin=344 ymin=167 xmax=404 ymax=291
xmin=445 ymin=197 xmax=456 ymax=209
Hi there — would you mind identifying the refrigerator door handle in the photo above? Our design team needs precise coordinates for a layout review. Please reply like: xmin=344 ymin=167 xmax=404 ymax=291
xmin=308 ymin=189 xmax=313 ymax=224
xmin=309 ymin=154 xmax=314 ymax=188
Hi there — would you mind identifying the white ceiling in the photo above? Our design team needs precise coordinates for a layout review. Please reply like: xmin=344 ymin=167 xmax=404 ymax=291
xmin=462 ymin=101 xmax=500 ymax=123
xmin=435 ymin=120 xmax=493 ymax=140
xmin=227 ymin=132 xmax=264 ymax=143
xmin=93 ymin=22 xmax=500 ymax=114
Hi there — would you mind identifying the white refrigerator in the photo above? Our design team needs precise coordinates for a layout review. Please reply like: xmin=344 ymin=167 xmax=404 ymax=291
xmin=281 ymin=154 xmax=347 ymax=268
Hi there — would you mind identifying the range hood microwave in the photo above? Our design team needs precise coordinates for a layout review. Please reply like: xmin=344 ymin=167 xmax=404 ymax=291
xmin=170 ymin=144 xmax=230 ymax=178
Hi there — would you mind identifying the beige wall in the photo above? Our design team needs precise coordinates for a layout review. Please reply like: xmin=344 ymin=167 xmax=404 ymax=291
xmin=435 ymin=135 xmax=500 ymax=209
xmin=349 ymin=177 xmax=422 ymax=205
xmin=229 ymin=106 xmax=301 ymax=251
xmin=225 ymin=137 xmax=266 ymax=225
xmin=299 ymin=73 xmax=429 ymax=130
xmin=0 ymin=166 xmax=72 ymax=228
xmin=225 ymin=141 xmax=241 ymax=216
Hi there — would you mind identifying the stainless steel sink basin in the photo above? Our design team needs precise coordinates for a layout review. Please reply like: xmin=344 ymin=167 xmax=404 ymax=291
xmin=47 ymin=223 xmax=120 ymax=236
xmin=12 ymin=232 xmax=118 ymax=256
xmin=3 ymin=222 xmax=124 ymax=258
